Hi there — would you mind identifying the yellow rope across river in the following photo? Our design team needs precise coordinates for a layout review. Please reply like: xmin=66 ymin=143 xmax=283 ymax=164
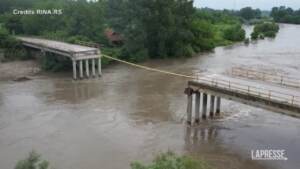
xmin=101 ymin=54 xmax=197 ymax=79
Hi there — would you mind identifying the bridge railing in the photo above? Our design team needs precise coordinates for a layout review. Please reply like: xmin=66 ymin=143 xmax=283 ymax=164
xmin=193 ymin=73 xmax=300 ymax=107
xmin=231 ymin=67 xmax=300 ymax=88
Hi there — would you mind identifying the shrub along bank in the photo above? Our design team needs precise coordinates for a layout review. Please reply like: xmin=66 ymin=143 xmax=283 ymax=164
xmin=251 ymin=22 xmax=279 ymax=40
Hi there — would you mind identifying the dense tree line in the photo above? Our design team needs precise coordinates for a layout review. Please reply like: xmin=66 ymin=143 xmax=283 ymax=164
xmin=238 ymin=7 xmax=262 ymax=20
xmin=0 ymin=0 xmax=246 ymax=64
xmin=271 ymin=6 xmax=300 ymax=24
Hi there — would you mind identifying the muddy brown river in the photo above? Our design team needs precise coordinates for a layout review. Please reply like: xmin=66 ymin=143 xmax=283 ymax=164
xmin=0 ymin=24 xmax=300 ymax=169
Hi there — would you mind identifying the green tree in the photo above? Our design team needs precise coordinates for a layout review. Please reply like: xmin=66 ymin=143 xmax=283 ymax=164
xmin=239 ymin=7 xmax=261 ymax=20
xmin=223 ymin=24 xmax=245 ymax=41
xmin=271 ymin=6 xmax=300 ymax=24
xmin=15 ymin=151 xmax=50 ymax=169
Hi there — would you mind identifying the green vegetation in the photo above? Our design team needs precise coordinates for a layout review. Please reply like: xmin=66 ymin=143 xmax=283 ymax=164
xmin=239 ymin=7 xmax=262 ymax=20
xmin=271 ymin=6 xmax=300 ymax=24
xmin=223 ymin=24 xmax=245 ymax=42
xmin=251 ymin=22 xmax=279 ymax=40
xmin=131 ymin=152 xmax=213 ymax=169
xmin=194 ymin=8 xmax=246 ymax=46
xmin=14 ymin=151 xmax=50 ymax=169
xmin=16 ymin=151 xmax=212 ymax=169
xmin=0 ymin=27 xmax=30 ymax=61
xmin=0 ymin=0 xmax=247 ymax=70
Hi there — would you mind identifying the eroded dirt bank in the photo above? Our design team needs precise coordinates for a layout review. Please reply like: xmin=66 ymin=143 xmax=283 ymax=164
xmin=0 ymin=60 xmax=40 ymax=81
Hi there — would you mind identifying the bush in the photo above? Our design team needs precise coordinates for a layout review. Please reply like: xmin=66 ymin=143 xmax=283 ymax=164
xmin=0 ymin=27 xmax=19 ymax=48
xmin=0 ymin=27 xmax=31 ymax=61
xmin=223 ymin=24 xmax=245 ymax=42
xmin=41 ymin=30 xmax=69 ymax=41
xmin=15 ymin=151 xmax=49 ymax=169
xmin=131 ymin=152 xmax=213 ymax=169
xmin=66 ymin=35 xmax=92 ymax=44
xmin=251 ymin=22 xmax=279 ymax=40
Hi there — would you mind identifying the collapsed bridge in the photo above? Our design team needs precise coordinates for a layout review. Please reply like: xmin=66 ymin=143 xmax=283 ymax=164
xmin=18 ymin=37 xmax=102 ymax=80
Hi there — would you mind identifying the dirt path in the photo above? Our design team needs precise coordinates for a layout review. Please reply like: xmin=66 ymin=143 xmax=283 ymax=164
xmin=0 ymin=60 xmax=40 ymax=81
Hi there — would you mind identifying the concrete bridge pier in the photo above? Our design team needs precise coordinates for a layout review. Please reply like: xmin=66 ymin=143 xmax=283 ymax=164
xmin=85 ymin=59 xmax=90 ymax=78
xmin=98 ymin=57 xmax=102 ymax=76
xmin=202 ymin=93 xmax=208 ymax=119
xmin=184 ymin=87 xmax=222 ymax=125
xmin=194 ymin=91 xmax=201 ymax=124
xmin=72 ymin=59 xmax=77 ymax=80
xmin=79 ymin=60 xmax=84 ymax=79
xmin=185 ymin=88 xmax=194 ymax=125
xmin=92 ymin=59 xmax=96 ymax=77
xmin=72 ymin=58 xmax=101 ymax=80
xmin=210 ymin=95 xmax=215 ymax=118
xmin=216 ymin=97 xmax=221 ymax=116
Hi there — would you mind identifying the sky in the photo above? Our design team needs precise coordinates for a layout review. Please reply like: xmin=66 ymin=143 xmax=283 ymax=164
xmin=194 ymin=0 xmax=300 ymax=10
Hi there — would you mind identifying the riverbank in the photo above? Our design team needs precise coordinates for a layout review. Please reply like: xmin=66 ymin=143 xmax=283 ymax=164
xmin=0 ymin=60 xmax=40 ymax=81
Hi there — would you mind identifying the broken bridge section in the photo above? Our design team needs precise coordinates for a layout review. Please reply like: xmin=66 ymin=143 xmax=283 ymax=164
xmin=18 ymin=37 xmax=102 ymax=80
xmin=185 ymin=76 xmax=300 ymax=125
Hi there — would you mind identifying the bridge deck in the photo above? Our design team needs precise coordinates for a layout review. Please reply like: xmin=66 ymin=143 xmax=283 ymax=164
xmin=18 ymin=37 xmax=100 ymax=60
xmin=189 ymin=74 xmax=300 ymax=117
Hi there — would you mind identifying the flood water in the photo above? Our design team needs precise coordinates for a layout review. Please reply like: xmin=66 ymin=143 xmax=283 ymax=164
xmin=0 ymin=24 xmax=300 ymax=169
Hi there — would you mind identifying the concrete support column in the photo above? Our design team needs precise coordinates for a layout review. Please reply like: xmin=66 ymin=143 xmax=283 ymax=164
xmin=79 ymin=60 xmax=83 ymax=79
xmin=194 ymin=91 xmax=201 ymax=124
xmin=92 ymin=59 xmax=96 ymax=77
xmin=98 ymin=57 xmax=102 ymax=76
xmin=185 ymin=88 xmax=193 ymax=125
xmin=210 ymin=95 xmax=215 ymax=118
xmin=216 ymin=97 xmax=221 ymax=116
xmin=202 ymin=93 xmax=208 ymax=119
xmin=72 ymin=59 xmax=77 ymax=80
xmin=85 ymin=59 xmax=90 ymax=78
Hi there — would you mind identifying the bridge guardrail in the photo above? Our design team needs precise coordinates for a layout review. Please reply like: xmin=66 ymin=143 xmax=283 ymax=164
xmin=231 ymin=67 xmax=300 ymax=88
xmin=193 ymin=73 xmax=300 ymax=107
